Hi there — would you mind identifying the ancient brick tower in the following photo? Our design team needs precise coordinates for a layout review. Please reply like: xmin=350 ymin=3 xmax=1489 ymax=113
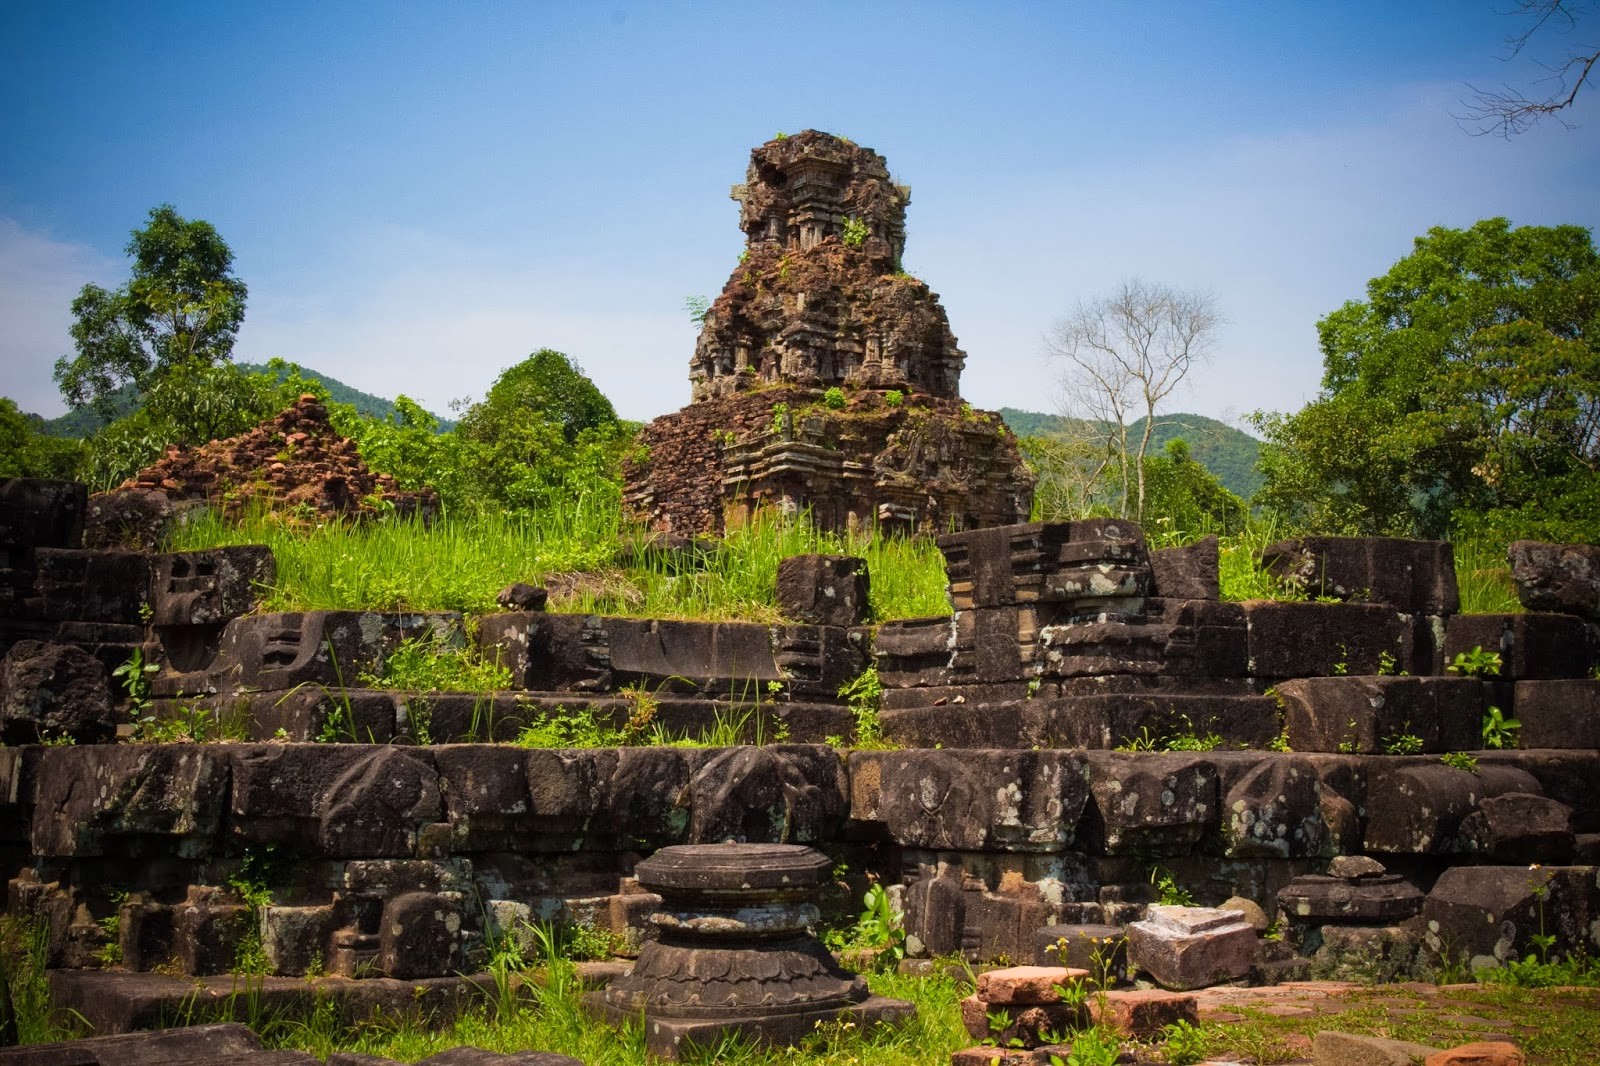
xmin=624 ymin=130 xmax=1034 ymax=535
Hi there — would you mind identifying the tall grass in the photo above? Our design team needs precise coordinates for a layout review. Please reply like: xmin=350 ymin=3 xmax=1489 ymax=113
xmin=1453 ymin=536 xmax=1521 ymax=614
xmin=166 ymin=506 xmax=949 ymax=622
xmin=262 ymin=947 xmax=970 ymax=1066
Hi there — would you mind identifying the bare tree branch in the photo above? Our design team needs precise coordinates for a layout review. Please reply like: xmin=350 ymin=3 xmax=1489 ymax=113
xmin=1458 ymin=0 xmax=1599 ymax=136
xmin=1045 ymin=279 xmax=1221 ymax=520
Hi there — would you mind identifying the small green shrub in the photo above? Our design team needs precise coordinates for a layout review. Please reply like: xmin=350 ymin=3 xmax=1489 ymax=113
xmin=1441 ymin=751 xmax=1479 ymax=772
xmin=361 ymin=632 xmax=511 ymax=694
xmin=822 ymin=387 xmax=847 ymax=410
xmin=1448 ymin=645 xmax=1504 ymax=679
xmin=884 ymin=389 xmax=904 ymax=407
xmin=842 ymin=216 xmax=868 ymax=247
xmin=1482 ymin=704 xmax=1522 ymax=749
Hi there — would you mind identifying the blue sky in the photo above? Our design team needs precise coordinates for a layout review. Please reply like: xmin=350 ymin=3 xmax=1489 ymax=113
xmin=3 ymin=1 xmax=1596 ymax=428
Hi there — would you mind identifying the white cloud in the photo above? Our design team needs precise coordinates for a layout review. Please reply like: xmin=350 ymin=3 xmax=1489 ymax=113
xmin=0 ymin=220 xmax=119 ymax=416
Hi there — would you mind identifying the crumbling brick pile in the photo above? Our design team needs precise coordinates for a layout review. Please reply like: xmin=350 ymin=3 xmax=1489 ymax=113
xmin=624 ymin=131 xmax=1033 ymax=535
xmin=88 ymin=394 xmax=437 ymax=547
xmin=3 ymin=480 xmax=1600 ymax=1041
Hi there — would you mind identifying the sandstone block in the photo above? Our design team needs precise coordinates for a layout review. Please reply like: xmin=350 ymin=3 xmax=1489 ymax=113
xmin=1511 ymin=679 xmax=1600 ymax=748
xmin=974 ymin=965 xmax=1088 ymax=1005
xmin=1277 ymin=675 xmax=1485 ymax=755
xmin=1443 ymin=612 xmax=1598 ymax=680
xmin=1086 ymin=988 xmax=1198 ymax=1038
xmin=1424 ymin=1042 xmax=1526 ymax=1066
xmin=1125 ymin=905 xmax=1256 ymax=990
xmin=1458 ymin=792 xmax=1574 ymax=864
xmin=149 ymin=546 xmax=274 ymax=627
xmin=1312 ymin=1029 xmax=1441 ymax=1065
xmin=869 ymin=749 xmax=1089 ymax=852
xmin=1244 ymin=601 xmax=1413 ymax=678
xmin=495 ymin=582 xmax=548 ymax=611
xmin=1085 ymin=752 xmax=1218 ymax=855
xmin=1508 ymin=540 xmax=1600 ymax=618
xmin=0 ymin=639 xmax=115 ymax=745
xmin=379 ymin=891 xmax=460 ymax=979
xmin=1364 ymin=763 xmax=1541 ymax=855
xmin=1150 ymin=535 xmax=1219 ymax=600
xmin=776 ymin=554 xmax=870 ymax=627
xmin=1421 ymin=864 xmax=1600 ymax=967
xmin=1032 ymin=923 xmax=1128 ymax=977
xmin=1261 ymin=536 xmax=1459 ymax=615
xmin=0 ymin=477 xmax=86 ymax=549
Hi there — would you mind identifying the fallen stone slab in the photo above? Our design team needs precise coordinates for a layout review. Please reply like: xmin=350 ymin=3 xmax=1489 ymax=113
xmin=974 ymin=965 xmax=1089 ymax=1005
xmin=0 ymin=640 xmax=116 ymax=746
xmin=1261 ymin=536 xmax=1459 ymax=615
xmin=1126 ymin=905 xmax=1257 ymax=991
xmin=1423 ymin=1042 xmax=1526 ymax=1066
xmin=0 ymin=1022 xmax=266 ymax=1065
xmin=1086 ymin=987 xmax=1198 ymax=1038
xmin=1312 ymin=1029 xmax=1439 ymax=1064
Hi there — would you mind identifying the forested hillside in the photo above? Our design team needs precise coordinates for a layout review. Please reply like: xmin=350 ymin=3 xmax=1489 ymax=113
xmin=999 ymin=408 xmax=1262 ymax=499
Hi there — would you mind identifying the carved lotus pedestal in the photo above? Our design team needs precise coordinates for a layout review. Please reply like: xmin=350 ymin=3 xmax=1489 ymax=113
xmin=587 ymin=842 xmax=915 ymax=1059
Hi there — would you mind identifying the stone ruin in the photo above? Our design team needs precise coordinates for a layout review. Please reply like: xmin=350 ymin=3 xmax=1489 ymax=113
xmin=624 ymin=131 xmax=1033 ymax=536
xmin=87 ymin=394 xmax=438 ymax=549
xmin=4 ymin=475 xmax=1600 ymax=1057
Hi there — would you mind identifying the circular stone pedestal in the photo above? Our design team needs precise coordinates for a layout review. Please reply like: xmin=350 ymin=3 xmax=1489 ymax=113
xmin=587 ymin=843 xmax=915 ymax=1059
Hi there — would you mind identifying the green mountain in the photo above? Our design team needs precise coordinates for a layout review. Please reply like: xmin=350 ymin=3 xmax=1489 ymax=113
xmin=32 ymin=364 xmax=450 ymax=438
xmin=998 ymin=407 xmax=1263 ymax=500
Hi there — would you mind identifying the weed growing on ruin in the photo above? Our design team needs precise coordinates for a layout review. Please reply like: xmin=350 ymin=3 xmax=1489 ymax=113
xmin=112 ymin=646 xmax=159 ymax=718
xmin=1149 ymin=866 xmax=1196 ymax=907
xmin=1114 ymin=715 xmax=1221 ymax=752
xmin=884 ymin=389 xmax=904 ymax=407
xmin=842 ymin=216 xmax=868 ymax=247
xmin=1447 ymin=645 xmax=1503 ymax=679
xmin=95 ymin=892 xmax=127 ymax=967
xmin=1381 ymin=727 xmax=1424 ymax=756
xmin=1055 ymin=1026 xmax=1120 ymax=1066
xmin=822 ymin=387 xmax=847 ymax=410
xmin=1161 ymin=1019 xmax=1208 ymax=1065
xmin=361 ymin=632 xmax=511 ymax=694
xmin=839 ymin=664 xmax=893 ymax=749
xmin=0 ymin=915 xmax=81 ymax=1043
xmin=1440 ymin=751 xmax=1479 ymax=772
xmin=835 ymin=882 xmax=906 ymax=973
xmin=1481 ymin=704 xmax=1521 ymax=749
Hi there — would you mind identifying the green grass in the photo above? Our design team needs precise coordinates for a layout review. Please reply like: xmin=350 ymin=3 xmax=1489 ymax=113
xmin=165 ymin=506 xmax=949 ymax=622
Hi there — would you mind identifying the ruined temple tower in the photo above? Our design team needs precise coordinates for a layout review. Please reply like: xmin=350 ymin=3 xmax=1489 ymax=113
xmin=623 ymin=130 xmax=1033 ymax=535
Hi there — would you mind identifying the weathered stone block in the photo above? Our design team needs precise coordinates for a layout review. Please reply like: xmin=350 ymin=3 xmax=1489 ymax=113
xmin=496 ymin=582 xmax=548 ymax=611
xmin=230 ymin=745 xmax=440 ymax=858
xmin=150 ymin=546 xmax=274 ymax=628
xmin=1312 ymin=1030 xmax=1442 ymax=1065
xmin=1261 ymin=536 xmax=1459 ymax=615
xmin=776 ymin=554 xmax=870 ymax=627
xmin=1512 ymin=679 xmax=1600 ymax=748
xmin=262 ymin=904 xmax=337 ymax=977
xmin=1086 ymin=988 xmax=1198 ymax=1038
xmin=686 ymin=744 xmax=846 ymax=844
xmin=1084 ymin=752 xmax=1219 ymax=855
xmin=604 ymin=747 xmax=695 ymax=849
xmin=608 ymin=618 xmax=781 ymax=693
xmin=0 ymin=639 xmax=116 ymax=745
xmin=1443 ymin=612 xmax=1598 ymax=680
xmin=1277 ymin=874 xmax=1424 ymax=924
xmin=1219 ymin=755 xmax=1330 ymax=859
xmin=939 ymin=520 xmax=1147 ymax=610
xmin=477 ymin=611 xmax=612 ymax=691
xmin=1458 ymin=792 xmax=1574 ymax=864
xmin=435 ymin=745 xmax=533 ymax=852
xmin=1421 ymin=864 xmax=1600 ymax=968
xmin=380 ymin=891 xmax=460 ymax=979
xmin=1244 ymin=601 xmax=1412 ymax=678
xmin=1125 ymin=905 xmax=1256 ymax=990
xmin=1150 ymin=535 xmax=1219 ymax=600
xmin=974 ymin=965 xmax=1088 ymax=1005
xmin=0 ymin=478 xmax=86 ymax=550
xmin=861 ymin=749 xmax=1089 ymax=852
xmin=1424 ymin=1042 xmax=1527 ymax=1066
xmin=1030 ymin=692 xmax=1277 ymax=751
xmin=33 ymin=548 xmax=150 ymax=624
xmin=1033 ymin=923 xmax=1128 ymax=976
xmin=1364 ymin=763 xmax=1541 ymax=854
xmin=1276 ymin=676 xmax=1486 ymax=754
xmin=959 ymin=993 xmax=1083 ymax=1045
xmin=1508 ymin=540 xmax=1600 ymax=618
xmin=31 ymin=745 xmax=227 ymax=858
xmin=873 ymin=615 xmax=953 ymax=688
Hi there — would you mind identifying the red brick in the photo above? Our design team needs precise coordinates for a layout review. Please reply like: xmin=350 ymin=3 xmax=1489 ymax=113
xmin=976 ymin=965 xmax=1090 ymax=1005
xmin=1086 ymin=988 xmax=1198 ymax=1038
xmin=1425 ymin=1042 xmax=1527 ymax=1066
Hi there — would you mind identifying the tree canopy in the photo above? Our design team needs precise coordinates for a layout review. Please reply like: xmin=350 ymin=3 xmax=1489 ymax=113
xmin=54 ymin=204 xmax=248 ymax=417
xmin=1253 ymin=217 xmax=1600 ymax=541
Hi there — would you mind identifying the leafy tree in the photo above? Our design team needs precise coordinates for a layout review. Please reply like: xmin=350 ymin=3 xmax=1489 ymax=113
xmin=1141 ymin=438 xmax=1248 ymax=540
xmin=450 ymin=350 xmax=633 ymax=514
xmin=54 ymin=205 xmax=248 ymax=418
xmin=0 ymin=399 xmax=83 ymax=479
xmin=1253 ymin=218 xmax=1600 ymax=540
